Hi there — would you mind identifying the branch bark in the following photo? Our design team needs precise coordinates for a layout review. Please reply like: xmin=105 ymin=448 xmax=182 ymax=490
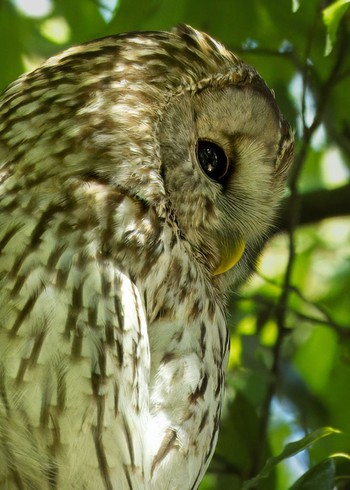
xmin=276 ymin=182 xmax=350 ymax=233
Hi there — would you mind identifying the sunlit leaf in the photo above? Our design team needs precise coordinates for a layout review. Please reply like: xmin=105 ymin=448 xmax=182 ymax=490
xmin=322 ymin=0 xmax=350 ymax=54
xmin=292 ymin=0 xmax=300 ymax=13
xmin=40 ymin=17 xmax=71 ymax=44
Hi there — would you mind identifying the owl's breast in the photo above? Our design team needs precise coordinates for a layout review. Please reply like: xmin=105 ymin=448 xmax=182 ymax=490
xmin=137 ymin=231 xmax=229 ymax=489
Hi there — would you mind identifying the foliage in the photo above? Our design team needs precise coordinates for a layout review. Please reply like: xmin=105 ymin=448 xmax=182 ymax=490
xmin=1 ymin=0 xmax=350 ymax=488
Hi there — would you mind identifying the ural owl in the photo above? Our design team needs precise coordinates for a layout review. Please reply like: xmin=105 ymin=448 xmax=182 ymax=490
xmin=0 ymin=24 xmax=293 ymax=489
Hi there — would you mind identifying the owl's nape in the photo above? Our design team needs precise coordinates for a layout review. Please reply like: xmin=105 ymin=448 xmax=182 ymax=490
xmin=0 ymin=24 xmax=293 ymax=490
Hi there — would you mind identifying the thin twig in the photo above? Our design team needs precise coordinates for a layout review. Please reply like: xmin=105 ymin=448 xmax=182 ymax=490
xmin=236 ymin=293 xmax=350 ymax=338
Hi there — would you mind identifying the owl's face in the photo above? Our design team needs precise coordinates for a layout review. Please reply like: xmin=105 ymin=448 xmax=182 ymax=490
xmin=158 ymin=76 xmax=292 ymax=287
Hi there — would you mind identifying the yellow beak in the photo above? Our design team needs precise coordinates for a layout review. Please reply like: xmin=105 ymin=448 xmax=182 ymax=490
xmin=213 ymin=239 xmax=245 ymax=275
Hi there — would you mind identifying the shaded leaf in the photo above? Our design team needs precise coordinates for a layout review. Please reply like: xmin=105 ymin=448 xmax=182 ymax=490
xmin=289 ymin=459 xmax=335 ymax=489
xmin=242 ymin=427 xmax=341 ymax=490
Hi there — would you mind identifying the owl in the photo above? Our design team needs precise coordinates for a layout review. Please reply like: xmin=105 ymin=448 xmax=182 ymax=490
xmin=0 ymin=24 xmax=293 ymax=489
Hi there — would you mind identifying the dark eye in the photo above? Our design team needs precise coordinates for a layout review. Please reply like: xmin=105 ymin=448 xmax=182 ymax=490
xmin=196 ymin=140 xmax=229 ymax=182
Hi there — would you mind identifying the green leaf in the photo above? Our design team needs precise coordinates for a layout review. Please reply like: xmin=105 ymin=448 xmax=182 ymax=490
xmin=242 ymin=427 xmax=341 ymax=490
xmin=289 ymin=459 xmax=335 ymax=489
xmin=0 ymin=2 xmax=25 ymax=90
xmin=292 ymin=0 xmax=300 ymax=12
xmin=322 ymin=0 xmax=350 ymax=55
xmin=55 ymin=0 xmax=106 ymax=43
xmin=294 ymin=326 xmax=337 ymax=394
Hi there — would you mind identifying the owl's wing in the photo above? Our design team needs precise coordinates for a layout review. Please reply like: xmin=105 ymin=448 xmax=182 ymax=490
xmin=0 ymin=177 xmax=151 ymax=489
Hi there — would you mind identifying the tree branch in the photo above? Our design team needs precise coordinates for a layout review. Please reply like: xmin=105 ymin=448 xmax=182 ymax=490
xmin=276 ymin=182 xmax=350 ymax=233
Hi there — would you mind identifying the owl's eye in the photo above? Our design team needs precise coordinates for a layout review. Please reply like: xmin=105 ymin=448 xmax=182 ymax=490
xmin=196 ymin=140 xmax=229 ymax=182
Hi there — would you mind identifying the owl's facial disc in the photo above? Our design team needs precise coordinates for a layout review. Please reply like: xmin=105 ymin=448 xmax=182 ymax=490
xmin=195 ymin=139 xmax=245 ymax=274
xmin=213 ymin=238 xmax=245 ymax=275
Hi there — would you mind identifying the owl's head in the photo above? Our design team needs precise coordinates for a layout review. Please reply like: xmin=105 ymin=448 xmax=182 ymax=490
xmin=0 ymin=24 xmax=293 ymax=287
xmin=94 ymin=24 xmax=293 ymax=286
xmin=154 ymin=28 xmax=294 ymax=286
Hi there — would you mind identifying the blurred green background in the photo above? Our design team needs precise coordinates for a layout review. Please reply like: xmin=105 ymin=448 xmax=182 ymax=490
xmin=1 ymin=0 xmax=350 ymax=488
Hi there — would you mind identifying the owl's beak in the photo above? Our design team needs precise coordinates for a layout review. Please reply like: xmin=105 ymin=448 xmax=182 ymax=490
xmin=213 ymin=239 xmax=245 ymax=275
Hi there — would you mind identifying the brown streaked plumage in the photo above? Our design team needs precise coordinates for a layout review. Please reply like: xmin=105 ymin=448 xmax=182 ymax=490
xmin=0 ymin=24 xmax=293 ymax=489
